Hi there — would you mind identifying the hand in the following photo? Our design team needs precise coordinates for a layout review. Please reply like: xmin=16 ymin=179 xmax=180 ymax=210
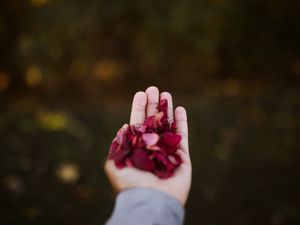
xmin=104 ymin=86 xmax=192 ymax=206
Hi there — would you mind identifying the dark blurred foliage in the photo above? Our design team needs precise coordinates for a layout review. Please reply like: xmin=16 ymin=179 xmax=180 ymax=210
xmin=0 ymin=0 xmax=300 ymax=225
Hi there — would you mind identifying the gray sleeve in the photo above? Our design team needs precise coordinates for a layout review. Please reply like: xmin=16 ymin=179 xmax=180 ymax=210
xmin=105 ymin=188 xmax=185 ymax=225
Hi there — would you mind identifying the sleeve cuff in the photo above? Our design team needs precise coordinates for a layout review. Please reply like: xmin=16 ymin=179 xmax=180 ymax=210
xmin=106 ymin=188 xmax=185 ymax=225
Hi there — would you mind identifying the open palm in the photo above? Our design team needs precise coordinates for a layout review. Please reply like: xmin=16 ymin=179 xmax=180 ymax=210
xmin=104 ymin=86 xmax=192 ymax=205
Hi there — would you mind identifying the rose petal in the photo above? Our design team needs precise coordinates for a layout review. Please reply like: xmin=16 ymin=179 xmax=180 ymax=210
xmin=110 ymin=143 xmax=131 ymax=169
xmin=135 ymin=125 xmax=146 ymax=133
xmin=125 ymin=158 xmax=133 ymax=167
xmin=142 ymin=133 xmax=159 ymax=146
xmin=155 ymin=111 xmax=165 ymax=124
xmin=116 ymin=126 xmax=127 ymax=144
xmin=160 ymin=132 xmax=181 ymax=153
xmin=108 ymin=141 xmax=119 ymax=158
xmin=168 ymin=153 xmax=182 ymax=166
xmin=170 ymin=121 xmax=176 ymax=132
xmin=150 ymin=151 xmax=175 ymax=178
xmin=158 ymin=99 xmax=168 ymax=116
xmin=146 ymin=145 xmax=161 ymax=151
xmin=131 ymin=148 xmax=154 ymax=171
xmin=162 ymin=132 xmax=181 ymax=146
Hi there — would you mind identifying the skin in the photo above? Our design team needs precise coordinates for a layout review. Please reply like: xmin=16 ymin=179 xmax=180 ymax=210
xmin=104 ymin=86 xmax=192 ymax=206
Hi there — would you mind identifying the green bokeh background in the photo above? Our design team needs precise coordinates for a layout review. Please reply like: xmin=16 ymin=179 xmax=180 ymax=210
xmin=1 ymin=0 xmax=300 ymax=225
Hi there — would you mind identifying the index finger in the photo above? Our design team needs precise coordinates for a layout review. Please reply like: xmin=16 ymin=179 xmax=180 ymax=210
xmin=130 ymin=91 xmax=147 ymax=125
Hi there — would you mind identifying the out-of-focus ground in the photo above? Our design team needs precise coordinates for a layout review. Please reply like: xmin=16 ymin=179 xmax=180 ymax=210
xmin=0 ymin=1 xmax=300 ymax=225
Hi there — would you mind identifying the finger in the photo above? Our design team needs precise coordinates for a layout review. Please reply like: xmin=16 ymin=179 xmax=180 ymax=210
xmin=175 ymin=106 xmax=189 ymax=155
xmin=160 ymin=92 xmax=174 ymax=122
xmin=130 ymin=91 xmax=147 ymax=125
xmin=145 ymin=86 xmax=159 ymax=117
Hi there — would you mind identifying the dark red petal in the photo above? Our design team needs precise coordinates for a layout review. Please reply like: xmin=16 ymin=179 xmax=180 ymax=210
xmin=158 ymin=99 xmax=168 ymax=116
xmin=162 ymin=132 xmax=181 ymax=146
xmin=132 ymin=136 xmax=138 ymax=147
xmin=150 ymin=151 xmax=176 ymax=178
xmin=160 ymin=132 xmax=181 ymax=153
xmin=131 ymin=148 xmax=154 ymax=171
xmin=107 ymin=140 xmax=119 ymax=159
xmin=114 ymin=148 xmax=131 ymax=168
xmin=155 ymin=170 xmax=173 ymax=179
xmin=132 ymin=135 xmax=144 ymax=148
xmin=144 ymin=116 xmax=155 ymax=129
xmin=170 ymin=121 xmax=176 ymax=132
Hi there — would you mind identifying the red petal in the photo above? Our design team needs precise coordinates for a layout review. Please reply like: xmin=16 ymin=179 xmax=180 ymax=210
xmin=170 ymin=121 xmax=176 ymax=132
xmin=107 ymin=141 xmax=119 ymax=159
xmin=116 ymin=126 xmax=127 ymax=144
xmin=146 ymin=145 xmax=161 ymax=151
xmin=155 ymin=111 xmax=166 ymax=125
xmin=162 ymin=132 xmax=181 ymax=146
xmin=144 ymin=116 xmax=155 ymax=130
xmin=150 ymin=151 xmax=176 ymax=178
xmin=125 ymin=158 xmax=133 ymax=167
xmin=131 ymin=148 xmax=154 ymax=171
xmin=158 ymin=99 xmax=168 ymax=116
xmin=160 ymin=132 xmax=181 ymax=153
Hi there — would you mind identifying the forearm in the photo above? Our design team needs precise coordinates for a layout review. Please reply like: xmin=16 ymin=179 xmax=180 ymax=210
xmin=105 ymin=188 xmax=185 ymax=225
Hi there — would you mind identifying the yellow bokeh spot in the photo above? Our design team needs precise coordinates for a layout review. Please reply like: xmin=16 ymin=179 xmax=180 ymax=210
xmin=25 ymin=66 xmax=43 ymax=87
xmin=55 ymin=163 xmax=80 ymax=184
xmin=92 ymin=60 xmax=123 ymax=81
xmin=30 ymin=0 xmax=48 ymax=7
xmin=37 ymin=112 xmax=68 ymax=131
xmin=0 ymin=72 xmax=10 ymax=92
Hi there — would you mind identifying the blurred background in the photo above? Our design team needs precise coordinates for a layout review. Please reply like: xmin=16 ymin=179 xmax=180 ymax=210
xmin=1 ymin=0 xmax=300 ymax=225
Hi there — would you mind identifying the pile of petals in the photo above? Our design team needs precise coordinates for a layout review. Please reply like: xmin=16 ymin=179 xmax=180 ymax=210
xmin=107 ymin=99 xmax=182 ymax=178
